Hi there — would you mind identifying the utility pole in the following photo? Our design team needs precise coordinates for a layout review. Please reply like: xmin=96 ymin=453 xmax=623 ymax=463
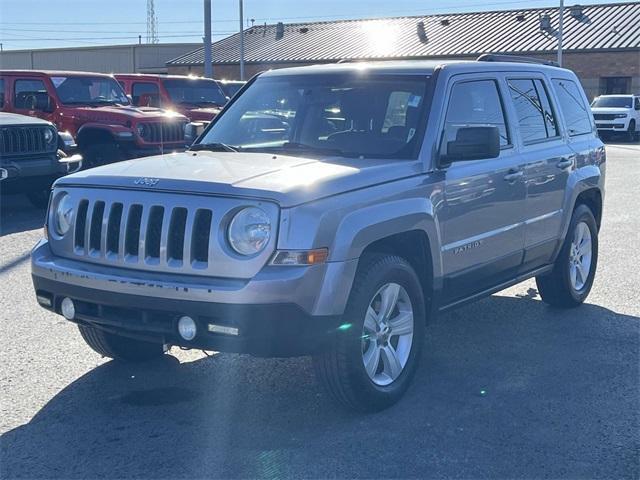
xmin=557 ymin=0 xmax=564 ymax=66
xmin=239 ymin=0 xmax=245 ymax=80
xmin=204 ymin=0 xmax=213 ymax=78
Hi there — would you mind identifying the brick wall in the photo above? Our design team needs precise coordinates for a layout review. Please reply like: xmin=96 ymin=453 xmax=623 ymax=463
xmin=168 ymin=50 xmax=640 ymax=100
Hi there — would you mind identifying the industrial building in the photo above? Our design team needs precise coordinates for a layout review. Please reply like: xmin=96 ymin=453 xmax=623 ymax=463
xmin=167 ymin=2 xmax=640 ymax=99
xmin=0 ymin=43 xmax=201 ymax=74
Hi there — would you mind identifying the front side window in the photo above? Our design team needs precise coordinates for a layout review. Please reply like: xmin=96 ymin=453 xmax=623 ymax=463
xmin=200 ymin=74 xmax=431 ymax=159
xmin=132 ymin=82 xmax=160 ymax=107
xmin=0 ymin=78 xmax=5 ymax=107
xmin=51 ymin=76 xmax=129 ymax=106
xmin=552 ymin=79 xmax=592 ymax=136
xmin=14 ymin=79 xmax=48 ymax=110
xmin=508 ymin=78 xmax=558 ymax=144
xmin=163 ymin=79 xmax=227 ymax=107
xmin=442 ymin=79 xmax=509 ymax=149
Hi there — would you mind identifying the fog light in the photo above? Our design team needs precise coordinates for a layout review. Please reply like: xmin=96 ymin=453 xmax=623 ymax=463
xmin=177 ymin=316 xmax=197 ymax=341
xmin=61 ymin=297 xmax=75 ymax=320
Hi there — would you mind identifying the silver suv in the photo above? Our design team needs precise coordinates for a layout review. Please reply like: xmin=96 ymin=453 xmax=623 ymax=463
xmin=31 ymin=57 xmax=605 ymax=411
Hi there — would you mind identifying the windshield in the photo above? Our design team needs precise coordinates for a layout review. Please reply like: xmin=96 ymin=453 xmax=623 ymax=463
xmin=199 ymin=74 xmax=430 ymax=159
xmin=163 ymin=79 xmax=227 ymax=106
xmin=591 ymin=96 xmax=632 ymax=108
xmin=219 ymin=81 xmax=245 ymax=98
xmin=52 ymin=76 xmax=129 ymax=106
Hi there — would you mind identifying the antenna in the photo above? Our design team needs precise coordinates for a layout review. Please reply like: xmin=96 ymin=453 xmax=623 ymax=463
xmin=146 ymin=0 xmax=159 ymax=44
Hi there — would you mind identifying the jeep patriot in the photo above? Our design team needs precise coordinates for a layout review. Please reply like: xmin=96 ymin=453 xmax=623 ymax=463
xmin=0 ymin=70 xmax=189 ymax=167
xmin=31 ymin=58 xmax=605 ymax=411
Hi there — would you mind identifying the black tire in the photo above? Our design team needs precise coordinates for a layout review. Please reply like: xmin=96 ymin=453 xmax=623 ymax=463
xmin=313 ymin=254 xmax=426 ymax=412
xmin=628 ymin=120 xmax=638 ymax=143
xmin=78 ymin=324 xmax=165 ymax=362
xmin=82 ymin=142 xmax=123 ymax=169
xmin=26 ymin=189 xmax=50 ymax=209
xmin=536 ymin=204 xmax=599 ymax=308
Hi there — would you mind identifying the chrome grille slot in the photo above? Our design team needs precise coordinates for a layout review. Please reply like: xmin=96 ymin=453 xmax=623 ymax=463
xmin=89 ymin=202 xmax=105 ymax=256
xmin=124 ymin=205 xmax=143 ymax=260
xmin=106 ymin=203 xmax=123 ymax=257
xmin=191 ymin=209 xmax=213 ymax=267
xmin=145 ymin=206 xmax=164 ymax=263
xmin=167 ymin=207 xmax=188 ymax=265
xmin=74 ymin=200 xmax=89 ymax=252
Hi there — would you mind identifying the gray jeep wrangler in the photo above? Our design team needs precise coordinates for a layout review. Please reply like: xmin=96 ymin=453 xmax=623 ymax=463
xmin=31 ymin=57 xmax=605 ymax=411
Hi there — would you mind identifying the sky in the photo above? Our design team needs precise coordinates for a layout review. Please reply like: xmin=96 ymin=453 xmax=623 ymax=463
xmin=0 ymin=0 xmax=633 ymax=51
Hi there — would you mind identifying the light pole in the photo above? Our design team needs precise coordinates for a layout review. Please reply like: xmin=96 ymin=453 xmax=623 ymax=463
xmin=239 ymin=0 xmax=245 ymax=80
xmin=204 ymin=0 xmax=213 ymax=78
xmin=557 ymin=0 xmax=564 ymax=67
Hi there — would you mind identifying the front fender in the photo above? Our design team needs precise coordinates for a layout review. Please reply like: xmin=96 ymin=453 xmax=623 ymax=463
xmin=558 ymin=162 xmax=605 ymax=247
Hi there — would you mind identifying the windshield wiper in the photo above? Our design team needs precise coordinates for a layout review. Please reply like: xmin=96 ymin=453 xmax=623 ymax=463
xmin=189 ymin=142 xmax=239 ymax=152
xmin=277 ymin=142 xmax=358 ymax=158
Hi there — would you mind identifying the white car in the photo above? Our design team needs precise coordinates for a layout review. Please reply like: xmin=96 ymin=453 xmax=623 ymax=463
xmin=591 ymin=94 xmax=640 ymax=141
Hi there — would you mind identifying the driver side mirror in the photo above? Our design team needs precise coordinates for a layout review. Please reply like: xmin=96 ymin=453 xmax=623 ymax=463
xmin=439 ymin=126 xmax=500 ymax=167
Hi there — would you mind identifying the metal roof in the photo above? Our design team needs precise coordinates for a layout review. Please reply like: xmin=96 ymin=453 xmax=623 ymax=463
xmin=168 ymin=2 xmax=640 ymax=66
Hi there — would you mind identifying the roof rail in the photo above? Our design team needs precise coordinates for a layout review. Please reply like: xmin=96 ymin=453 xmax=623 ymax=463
xmin=476 ymin=54 xmax=560 ymax=67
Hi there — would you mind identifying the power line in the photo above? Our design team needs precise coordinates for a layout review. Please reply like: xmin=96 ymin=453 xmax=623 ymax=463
xmin=0 ymin=33 xmax=235 ymax=42
xmin=0 ymin=0 xmax=596 ymax=26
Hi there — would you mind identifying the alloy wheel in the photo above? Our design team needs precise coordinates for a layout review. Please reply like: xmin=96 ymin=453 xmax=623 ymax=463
xmin=361 ymin=282 xmax=414 ymax=386
xmin=569 ymin=221 xmax=593 ymax=291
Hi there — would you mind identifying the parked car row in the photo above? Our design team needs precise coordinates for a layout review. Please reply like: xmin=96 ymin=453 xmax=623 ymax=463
xmin=0 ymin=70 xmax=246 ymax=205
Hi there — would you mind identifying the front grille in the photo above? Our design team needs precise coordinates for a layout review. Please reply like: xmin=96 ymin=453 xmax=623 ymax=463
xmin=593 ymin=114 xmax=619 ymax=121
xmin=51 ymin=189 xmax=278 ymax=279
xmin=0 ymin=126 xmax=54 ymax=156
xmin=139 ymin=122 xmax=186 ymax=143
xmin=73 ymin=200 xmax=213 ymax=268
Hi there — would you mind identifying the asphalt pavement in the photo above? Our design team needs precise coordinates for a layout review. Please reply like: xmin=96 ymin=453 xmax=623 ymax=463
xmin=0 ymin=144 xmax=638 ymax=479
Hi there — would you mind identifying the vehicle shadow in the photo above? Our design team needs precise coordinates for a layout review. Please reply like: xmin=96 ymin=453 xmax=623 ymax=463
xmin=0 ymin=194 xmax=46 ymax=236
xmin=1 ymin=294 xmax=638 ymax=479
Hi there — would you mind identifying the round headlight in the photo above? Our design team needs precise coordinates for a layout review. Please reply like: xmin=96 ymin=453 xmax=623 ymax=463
xmin=227 ymin=207 xmax=271 ymax=256
xmin=136 ymin=124 xmax=146 ymax=137
xmin=54 ymin=193 xmax=74 ymax=236
xmin=44 ymin=128 xmax=55 ymax=144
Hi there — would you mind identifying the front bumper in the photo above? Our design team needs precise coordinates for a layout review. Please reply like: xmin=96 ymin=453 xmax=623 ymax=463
xmin=0 ymin=152 xmax=81 ymax=193
xmin=31 ymin=241 xmax=356 ymax=356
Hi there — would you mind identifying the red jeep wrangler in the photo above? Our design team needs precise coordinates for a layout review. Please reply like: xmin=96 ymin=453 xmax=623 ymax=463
xmin=0 ymin=70 xmax=189 ymax=167
xmin=115 ymin=74 xmax=228 ymax=122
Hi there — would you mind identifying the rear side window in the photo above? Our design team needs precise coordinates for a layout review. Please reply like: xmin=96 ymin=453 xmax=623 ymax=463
xmin=0 ymin=78 xmax=4 ymax=107
xmin=132 ymin=82 xmax=160 ymax=106
xmin=443 ymin=79 xmax=510 ymax=148
xmin=14 ymin=79 xmax=48 ymax=109
xmin=508 ymin=78 xmax=558 ymax=144
xmin=552 ymin=79 xmax=592 ymax=136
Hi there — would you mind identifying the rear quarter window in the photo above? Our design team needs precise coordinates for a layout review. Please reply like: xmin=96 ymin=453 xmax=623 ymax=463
xmin=0 ymin=78 xmax=4 ymax=107
xmin=551 ymin=79 xmax=593 ymax=136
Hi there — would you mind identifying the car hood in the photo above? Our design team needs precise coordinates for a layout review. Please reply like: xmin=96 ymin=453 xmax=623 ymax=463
xmin=0 ymin=112 xmax=53 ymax=126
xmin=590 ymin=107 xmax=631 ymax=114
xmin=55 ymin=151 xmax=422 ymax=207
xmin=71 ymin=105 xmax=187 ymax=122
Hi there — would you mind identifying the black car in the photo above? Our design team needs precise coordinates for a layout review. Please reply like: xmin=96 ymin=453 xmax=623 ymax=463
xmin=0 ymin=112 xmax=82 ymax=207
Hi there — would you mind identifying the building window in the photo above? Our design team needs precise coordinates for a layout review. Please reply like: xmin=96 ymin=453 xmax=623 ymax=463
xmin=600 ymin=77 xmax=631 ymax=95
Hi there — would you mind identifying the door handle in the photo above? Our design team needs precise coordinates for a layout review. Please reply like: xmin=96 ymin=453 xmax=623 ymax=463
xmin=557 ymin=158 xmax=573 ymax=169
xmin=504 ymin=169 xmax=523 ymax=182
